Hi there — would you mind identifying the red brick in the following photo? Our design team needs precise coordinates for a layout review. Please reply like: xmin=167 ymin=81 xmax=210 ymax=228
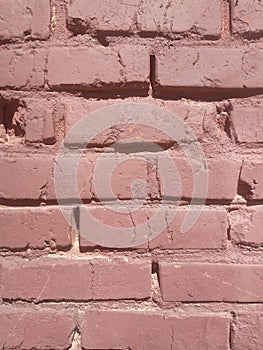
xmin=0 ymin=156 xmax=54 ymax=200
xmin=158 ymin=155 xmax=241 ymax=201
xmin=21 ymin=98 xmax=56 ymax=144
xmin=0 ymin=48 xmax=46 ymax=89
xmin=239 ymin=162 xmax=263 ymax=200
xmin=230 ymin=206 xmax=263 ymax=246
xmin=62 ymin=97 xmax=228 ymax=147
xmin=0 ymin=0 xmax=50 ymax=42
xmin=231 ymin=0 xmax=263 ymax=38
xmin=0 ymin=155 xmax=93 ymax=201
xmin=67 ymin=0 xmax=221 ymax=39
xmin=242 ymin=47 xmax=263 ymax=89
xmin=0 ymin=207 xmax=72 ymax=250
xmin=231 ymin=99 xmax=263 ymax=144
xmin=159 ymin=263 xmax=263 ymax=302
xmin=47 ymin=46 xmax=149 ymax=91
xmin=81 ymin=310 xmax=229 ymax=350
xmin=0 ymin=306 xmax=76 ymax=350
xmin=91 ymin=155 xmax=157 ymax=200
xmin=155 ymin=47 xmax=263 ymax=89
xmin=150 ymin=207 xmax=228 ymax=249
xmin=231 ymin=313 xmax=263 ymax=350
xmin=1 ymin=258 xmax=151 ymax=301
xmin=79 ymin=206 xmax=227 ymax=249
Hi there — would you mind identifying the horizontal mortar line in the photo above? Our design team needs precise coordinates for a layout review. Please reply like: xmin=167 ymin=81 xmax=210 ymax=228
xmin=3 ymin=298 xmax=263 ymax=310
xmin=2 ymin=86 xmax=263 ymax=101
xmin=1 ymin=148 xmax=263 ymax=159
xmin=1 ymin=36 xmax=262 ymax=50
xmin=74 ymin=246 xmax=263 ymax=255
xmin=0 ymin=198 xmax=237 ymax=207
xmin=68 ymin=29 xmax=222 ymax=41
xmin=1 ymin=88 xmax=263 ymax=103
xmin=1 ymin=297 xmax=151 ymax=304
xmin=0 ymin=246 xmax=233 ymax=255
xmin=1 ymin=149 xmax=263 ymax=160
xmin=153 ymin=87 xmax=263 ymax=102
xmin=0 ymin=86 xmax=149 ymax=97
xmin=2 ymin=249 xmax=263 ymax=260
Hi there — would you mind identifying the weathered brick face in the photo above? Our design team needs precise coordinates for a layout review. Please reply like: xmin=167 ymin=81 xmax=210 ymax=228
xmin=0 ymin=0 xmax=263 ymax=349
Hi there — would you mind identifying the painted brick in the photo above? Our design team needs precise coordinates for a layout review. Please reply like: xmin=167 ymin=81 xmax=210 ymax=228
xmin=0 ymin=306 xmax=76 ymax=350
xmin=47 ymin=46 xmax=149 ymax=91
xmin=231 ymin=0 xmax=263 ymax=38
xmin=1 ymin=258 xmax=151 ymax=301
xmin=79 ymin=206 xmax=228 ymax=249
xmin=0 ymin=0 xmax=50 ymax=42
xmin=0 ymin=207 xmax=72 ymax=250
xmin=0 ymin=48 xmax=46 ymax=89
xmin=239 ymin=162 xmax=263 ymax=200
xmin=67 ymin=0 xmax=221 ymax=39
xmin=81 ymin=310 xmax=229 ymax=350
xmin=231 ymin=99 xmax=263 ymax=144
xmin=231 ymin=313 xmax=263 ymax=350
xmin=155 ymin=46 xmax=263 ymax=89
xmin=159 ymin=263 xmax=263 ymax=302
xmin=230 ymin=206 xmax=263 ymax=246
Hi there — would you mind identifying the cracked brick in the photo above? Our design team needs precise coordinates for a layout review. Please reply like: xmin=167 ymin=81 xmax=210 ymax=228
xmin=67 ymin=0 xmax=222 ymax=39
xmin=81 ymin=310 xmax=229 ymax=349
xmin=1 ymin=258 xmax=151 ymax=301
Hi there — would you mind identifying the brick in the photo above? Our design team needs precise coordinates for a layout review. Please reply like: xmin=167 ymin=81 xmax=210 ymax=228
xmin=67 ymin=0 xmax=221 ymax=39
xmin=0 ymin=155 xmax=93 ymax=201
xmin=1 ymin=258 xmax=151 ymax=301
xmin=81 ymin=310 xmax=229 ymax=350
xmin=159 ymin=263 xmax=263 ymax=302
xmin=149 ymin=207 xmax=228 ymax=249
xmin=79 ymin=206 xmax=227 ymax=249
xmin=155 ymin=46 xmax=263 ymax=89
xmin=0 ymin=207 xmax=72 ymax=250
xmin=62 ymin=97 xmax=229 ymax=147
xmin=230 ymin=206 xmax=263 ymax=246
xmin=21 ymin=98 xmax=56 ymax=144
xmin=0 ymin=0 xmax=50 ymax=42
xmin=231 ymin=99 xmax=263 ymax=144
xmin=231 ymin=0 xmax=263 ymax=38
xmin=239 ymin=162 xmax=263 ymax=200
xmin=47 ymin=46 xmax=149 ymax=91
xmin=0 ymin=48 xmax=46 ymax=89
xmin=242 ymin=47 xmax=263 ymax=89
xmin=231 ymin=313 xmax=263 ymax=350
xmin=0 ymin=156 xmax=54 ymax=200
xmin=0 ymin=306 xmax=76 ymax=350
xmin=158 ymin=155 xmax=241 ymax=201
xmin=91 ymin=155 xmax=157 ymax=200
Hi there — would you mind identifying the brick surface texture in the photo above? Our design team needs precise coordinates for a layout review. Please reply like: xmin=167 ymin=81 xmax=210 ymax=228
xmin=0 ymin=0 xmax=263 ymax=349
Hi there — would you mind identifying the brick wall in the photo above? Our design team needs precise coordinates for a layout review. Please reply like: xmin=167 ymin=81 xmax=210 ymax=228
xmin=0 ymin=0 xmax=263 ymax=349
